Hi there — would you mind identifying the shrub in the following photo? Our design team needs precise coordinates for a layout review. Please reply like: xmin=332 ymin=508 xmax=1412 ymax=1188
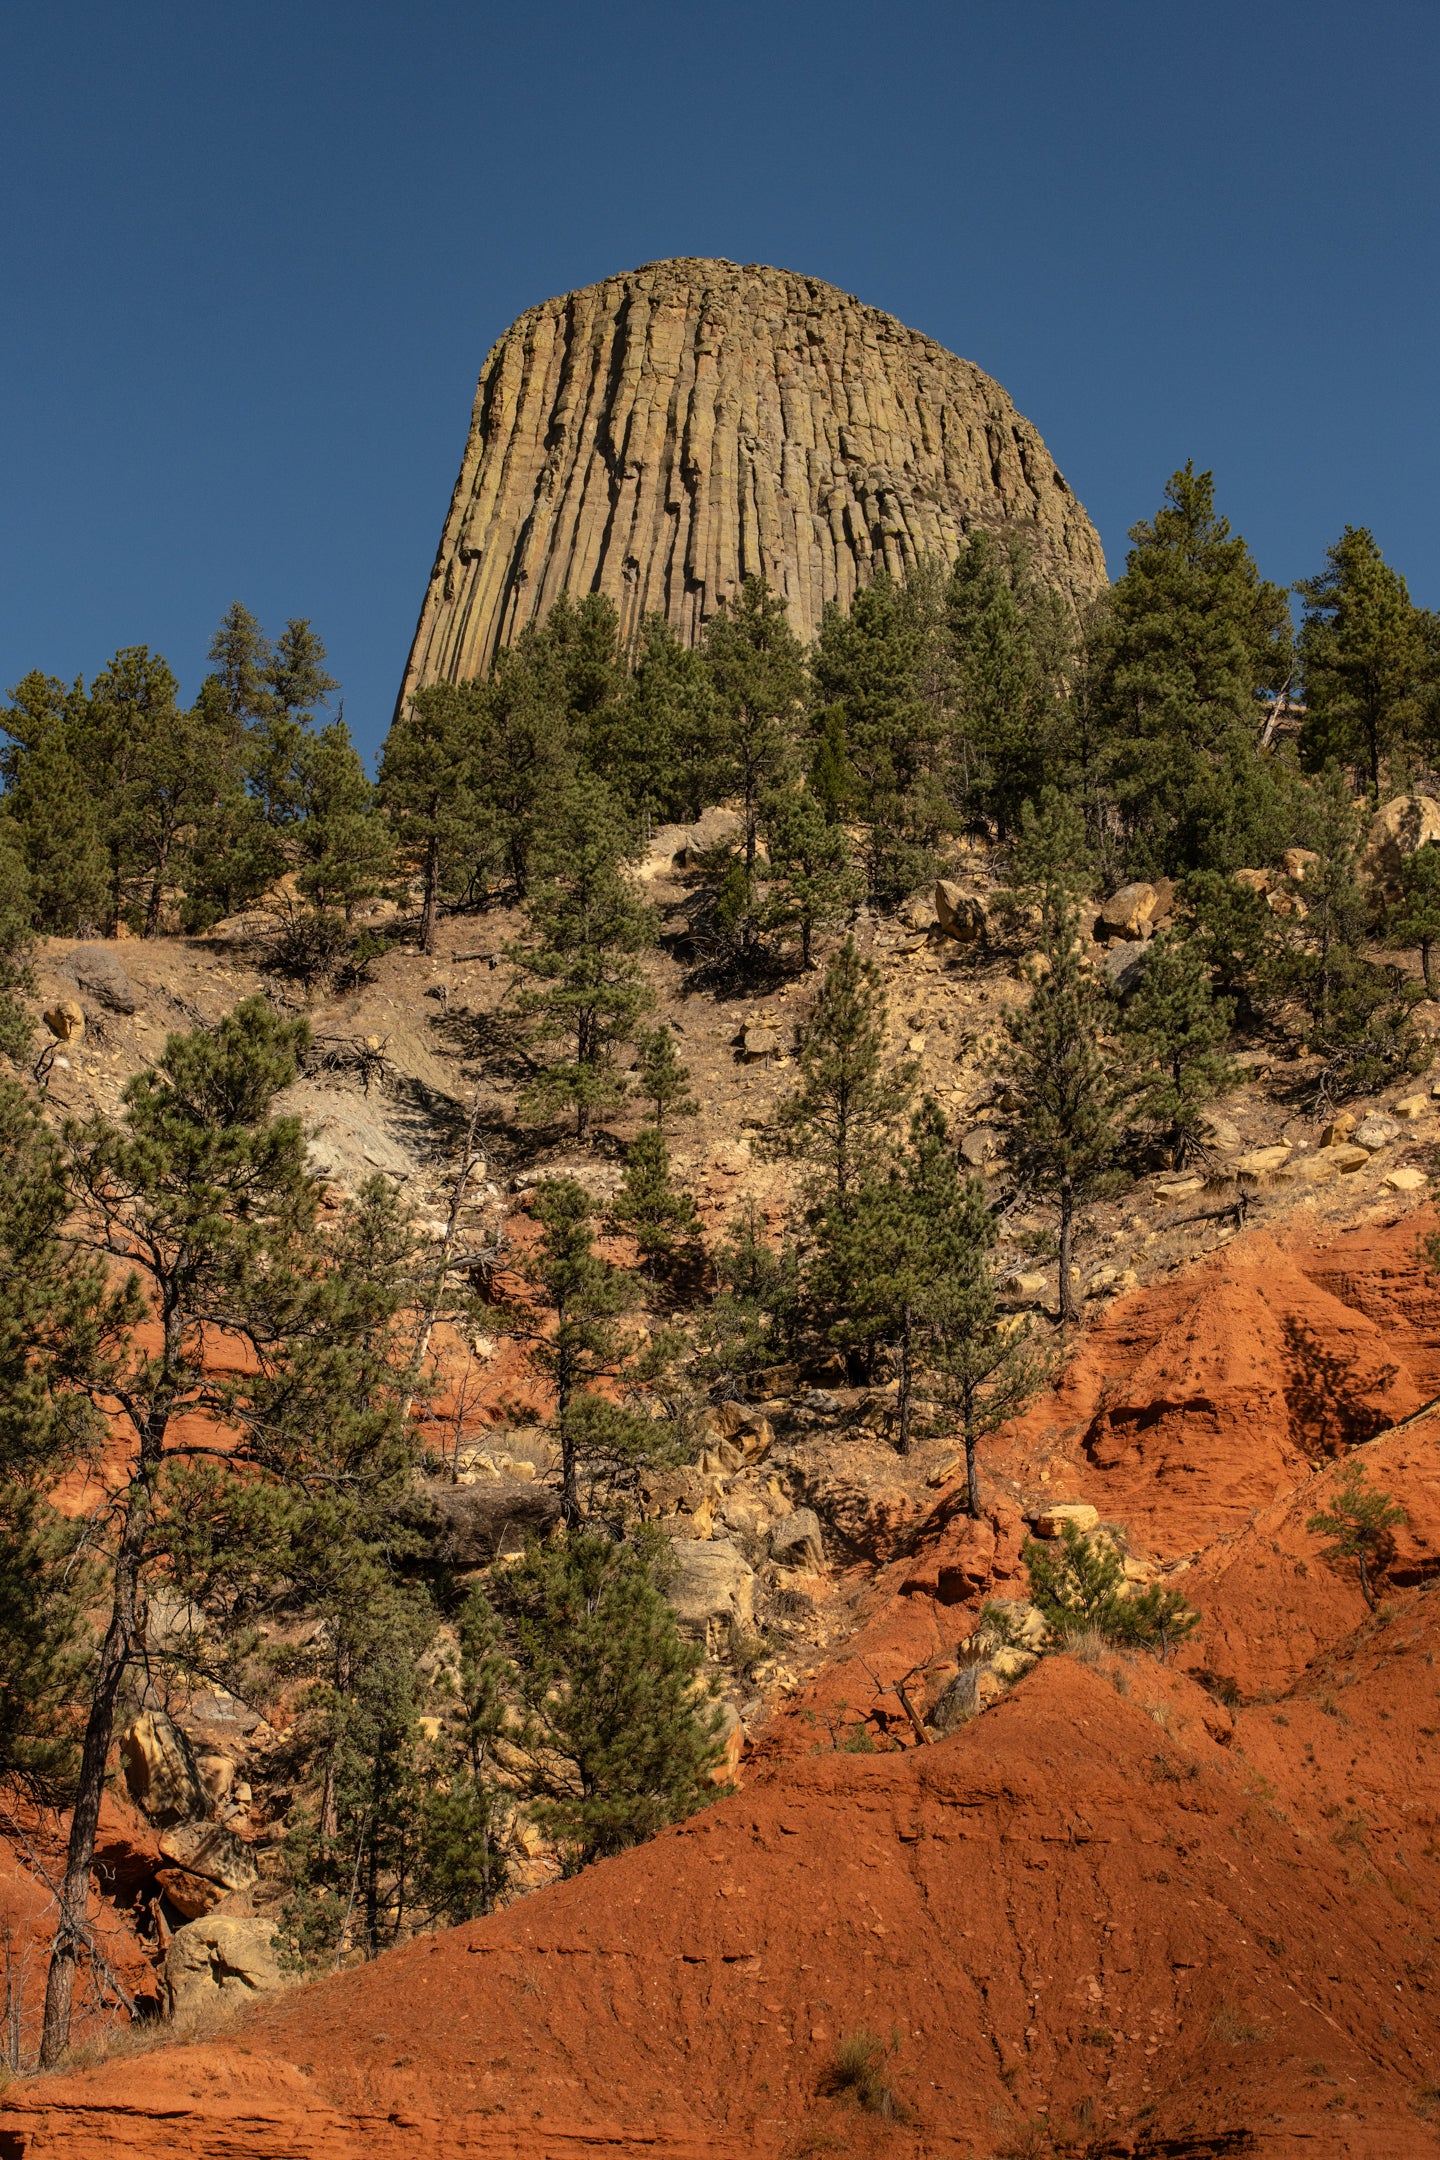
xmin=1306 ymin=1461 xmax=1407 ymax=1609
xmin=1023 ymin=1523 xmax=1199 ymax=1655
xmin=822 ymin=2028 xmax=900 ymax=2116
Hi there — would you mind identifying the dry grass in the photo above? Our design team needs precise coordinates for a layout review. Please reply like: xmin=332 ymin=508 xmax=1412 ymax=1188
xmin=820 ymin=2028 xmax=908 ymax=2119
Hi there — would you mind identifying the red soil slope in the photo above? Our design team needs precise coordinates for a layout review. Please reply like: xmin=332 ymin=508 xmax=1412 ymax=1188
xmin=7 ymin=1208 xmax=1440 ymax=2159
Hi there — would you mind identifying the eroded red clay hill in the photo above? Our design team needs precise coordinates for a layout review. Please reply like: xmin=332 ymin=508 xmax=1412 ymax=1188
xmin=8 ymin=1208 xmax=1440 ymax=2158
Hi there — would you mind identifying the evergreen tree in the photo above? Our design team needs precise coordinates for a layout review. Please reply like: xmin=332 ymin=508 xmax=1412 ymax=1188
xmin=761 ymin=784 xmax=862 ymax=969
xmin=495 ymin=1530 xmax=724 ymax=1868
xmin=1090 ymin=465 xmax=1292 ymax=872
xmin=508 ymin=779 xmax=656 ymax=1138
xmin=1282 ymin=766 xmax=1422 ymax=1096
xmin=263 ymin=617 xmax=340 ymax=721
xmin=809 ymin=569 xmax=952 ymax=903
xmin=282 ymin=1581 xmax=438 ymax=1964
xmin=1386 ymin=840 xmax=1440 ymax=992
xmin=1024 ymin=1521 xmax=1198 ymax=1652
xmin=634 ymin=1024 xmax=699 ymax=1129
xmin=1297 ymin=527 xmax=1439 ymax=794
xmin=1121 ymin=930 xmax=1236 ymax=1164
xmin=0 ymin=814 xmax=35 ymax=1059
xmin=1181 ymin=868 xmax=1281 ymax=1029
xmin=206 ymin=601 xmax=273 ymax=724
xmin=2 ymin=725 xmax=109 ymax=936
xmin=763 ymin=936 xmax=915 ymax=1212
xmin=924 ymin=1163 xmax=1050 ymax=1516
xmin=1007 ymin=785 xmax=1094 ymax=903
xmin=613 ymin=1128 xmax=699 ymax=1272
xmin=40 ymin=1005 xmax=420 ymax=2061
xmin=294 ymin=719 xmax=392 ymax=917
xmin=696 ymin=1204 xmax=803 ymax=1390
xmin=1306 ymin=1462 xmax=1407 ymax=1611
xmin=412 ymin=1587 xmax=510 ymax=1924
xmin=992 ymin=894 xmax=1123 ymax=1324
xmin=814 ymin=1100 xmax=988 ymax=1453
xmin=949 ymin=533 xmax=1076 ymax=832
xmin=588 ymin=615 xmax=719 ymax=825
xmin=43 ymin=647 xmax=181 ymax=930
xmin=378 ymin=682 xmax=484 ymax=952
xmin=0 ymin=1078 xmax=130 ymax=1801
xmin=704 ymin=577 xmax=807 ymax=870
xmin=517 ymin=1178 xmax=648 ymax=1523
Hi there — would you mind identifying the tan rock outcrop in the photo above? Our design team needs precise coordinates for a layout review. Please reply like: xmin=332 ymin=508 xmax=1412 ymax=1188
xmin=400 ymin=258 xmax=1107 ymax=706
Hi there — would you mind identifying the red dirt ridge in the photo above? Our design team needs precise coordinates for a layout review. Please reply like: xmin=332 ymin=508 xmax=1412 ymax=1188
xmin=7 ymin=1210 xmax=1440 ymax=2157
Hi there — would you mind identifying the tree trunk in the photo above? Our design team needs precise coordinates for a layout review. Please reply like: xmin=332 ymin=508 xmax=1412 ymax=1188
xmin=895 ymin=1316 xmax=913 ymax=1455
xmin=420 ymin=829 xmax=439 ymax=955
xmin=1058 ymin=1178 xmax=1079 ymax=1325
xmin=964 ymin=1403 xmax=981 ymax=1518
xmin=557 ymin=1330 xmax=579 ymax=1525
xmin=1423 ymin=939 xmax=1433 ymax=994
xmin=39 ymin=1517 xmax=146 ymax=2066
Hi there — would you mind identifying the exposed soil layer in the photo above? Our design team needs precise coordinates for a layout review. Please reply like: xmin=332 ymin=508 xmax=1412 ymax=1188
xmin=9 ymin=1209 xmax=1440 ymax=2157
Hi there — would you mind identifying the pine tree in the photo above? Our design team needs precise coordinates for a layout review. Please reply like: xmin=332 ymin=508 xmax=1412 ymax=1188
xmin=1282 ymin=766 xmax=1421 ymax=1096
xmin=704 ymin=577 xmax=807 ymax=871
xmin=1007 ymin=785 xmax=1094 ymax=903
xmin=1024 ymin=1521 xmax=1198 ymax=1651
xmin=809 ymin=569 xmax=952 ymax=904
xmin=696 ymin=1204 xmax=803 ymax=1391
xmin=206 ymin=601 xmax=273 ymax=723
xmin=613 ymin=1128 xmax=699 ymax=1272
xmin=508 ymin=779 xmax=656 ymax=1138
xmin=633 ymin=1025 xmax=699 ymax=1129
xmin=2 ymin=681 xmax=110 ymax=936
xmin=0 ymin=814 xmax=35 ymax=1060
xmin=1091 ymin=465 xmax=1292 ymax=872
xmin=763 ymin=936 xmax=915 ymax=1212
xmin=589 ymin=615 xmax=719 ymax=825
xmin=992 ymin=894 xmax=1123 ymax=1324
xmin=1181 ymin=868 xmax=1281 ymax=1029
xmin=1297 ymin=527 xmax=1439 ymax=795
xmin=923 ymin=1157 xmax=1051 ymax=1515
xmin=263 ymin=618 xmax=340 ymax=721
xmin=40 ymin=1006 xmax=420 ymax=2061
xmin=1121 ymin=930 xmax=1236 ymax=1164
xmin=0 ymin=1078 xmax=129 ymax=1802
xmin=282 ymin=1581 xmax=438 ymax=1964
xmin=1386 ymin=841 xmax=1440 ymax=992
xmin=949 ymin=533 xmax=1076 ymax=833
xmin=761 ymin=784 xmax=863 ymax=969
xmin=295 ymin=719 xmax=392 ymax=917
xmin=815 ymin=1100 xmax=991 ymax=1453
xmin=517 ymin=1178 xmax=644 ymax=1523
xmin=1306 ymin=1462 xmax=1407 ymax=1610
xmin=378 ymin=681 xmax=484 ymax=952
xmin=495 ymin=1530 xmax=724 ymax=1867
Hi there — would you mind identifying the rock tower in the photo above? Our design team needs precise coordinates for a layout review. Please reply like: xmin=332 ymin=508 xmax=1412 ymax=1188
xmin=399 ymin=258 xmax=1106 ymax=709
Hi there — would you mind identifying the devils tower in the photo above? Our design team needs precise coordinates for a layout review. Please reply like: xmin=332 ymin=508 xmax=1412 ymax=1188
xmin=399 ymin=258 xmax=1106 ymax=707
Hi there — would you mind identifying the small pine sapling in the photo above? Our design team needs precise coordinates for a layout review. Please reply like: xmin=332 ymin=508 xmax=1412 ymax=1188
xmin=992 ymin=892 xmax=1124 ymax=1322
xmin=1306 ymin=1462 xmax=1407 ymax=1609
xmin=634 ymin=1025 xmax=699 ymax=1128
xmin=612 ymin=1129 xmax=699 ymax=1272
xmin=1024 ymin=1522 xmax=1198 ymax=1655
xmin=763 ymin=935 xmax=915 ymax=1214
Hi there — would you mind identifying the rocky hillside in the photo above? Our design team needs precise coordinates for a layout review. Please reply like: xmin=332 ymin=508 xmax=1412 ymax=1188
xmin=398 ymin=257 xmax=1107 ymax=705
xmin=7 ymin=806 xmax=1440 ymax=2153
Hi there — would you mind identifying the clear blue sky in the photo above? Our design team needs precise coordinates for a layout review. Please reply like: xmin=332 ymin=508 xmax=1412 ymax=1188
xmin=5 ymin=1 xmax=1437 ymax=763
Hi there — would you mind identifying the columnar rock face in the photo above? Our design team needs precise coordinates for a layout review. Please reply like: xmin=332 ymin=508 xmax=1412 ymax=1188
xmin=399 ymin=258 xmax=1106 ymax=710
